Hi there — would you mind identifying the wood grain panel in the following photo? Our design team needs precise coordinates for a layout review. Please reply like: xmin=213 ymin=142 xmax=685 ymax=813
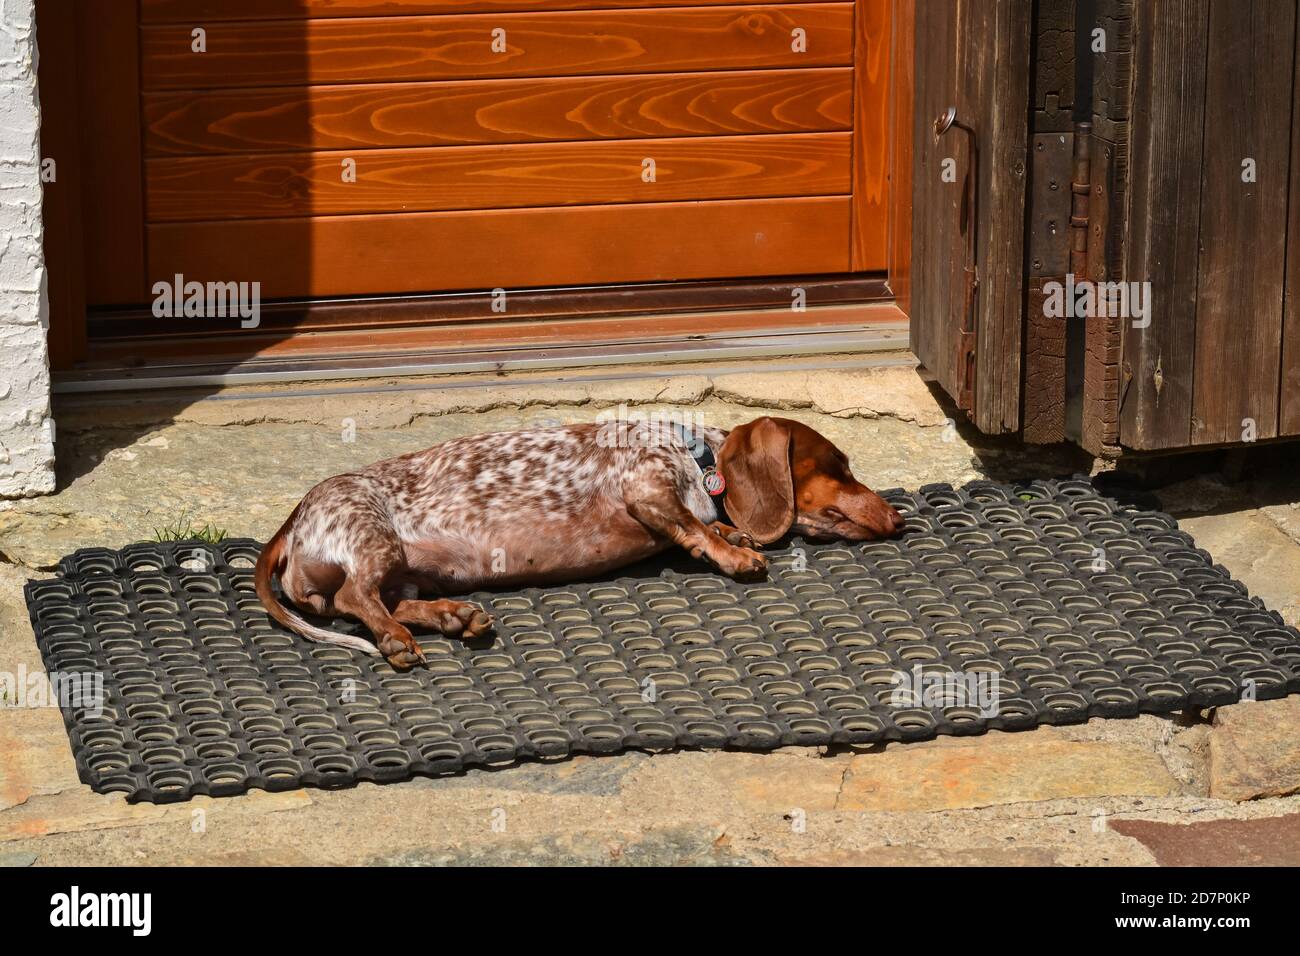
xmin=146 ymin=133 xmax=851 ymax=221
xmin=1083 ymin=129 xmax=1123 ymax=454
xmin=1190 ymin=0 xmax=1294 ymax=445
xmin=1283 ymin=11 xmax=1300 ymax=436
xmin=908 ymin=0 xmax=960 ymax=400
xmin=147 ymin=197 xmax=852 ymax=298
xmin=1080 ymin=0 xmax=1133 ymax=456
xmin=967 ymin=0 xmax=1031 ymax=435
xmin=141 ymin=0 xmax=828 ymax=21
xmin=908 ymin=0 xmax=1029 ymax=433
xmin=1022 ymin=279 xmax=1068 ymax=443
xmin=885 ymin=0 xmax=913 ymax=311
xmin=142 ymin=69 xmax=853 ymax=156
xmin=1119 ymin=0 xmax=1208 ymax=450
xmin=35 ymin=0 xmax=89 ymax=367
xmin=140 ymin=5 xmax=855 ymax=89
xmin=75 ymin=0 xmax=148 ymax=305
xmin=850 ymin=0 xmax=889 ymax=271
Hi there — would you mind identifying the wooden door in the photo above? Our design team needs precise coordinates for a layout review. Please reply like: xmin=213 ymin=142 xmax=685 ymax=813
xmin=39 ymin=0 xmax=906 ymax=372
xmin=1122 ymin=0 xmax=1300 ymax=450
xmin=909 ymin=0 xmax=1031 ymax=434
xmin=54 ymin=1 xmax=896 ymax=302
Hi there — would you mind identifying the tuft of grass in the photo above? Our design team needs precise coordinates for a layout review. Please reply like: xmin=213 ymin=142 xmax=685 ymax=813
xmin=152 ymin=511 xmax=229 ymax=545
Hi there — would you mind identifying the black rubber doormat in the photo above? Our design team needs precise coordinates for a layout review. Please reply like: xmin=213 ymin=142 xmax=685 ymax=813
xmin=25 ymin=477 xmax=1300 ymax=803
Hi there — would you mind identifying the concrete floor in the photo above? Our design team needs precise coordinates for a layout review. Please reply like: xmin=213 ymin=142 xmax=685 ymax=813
xmin=3 ymin=359 xmax=1300 ymax=866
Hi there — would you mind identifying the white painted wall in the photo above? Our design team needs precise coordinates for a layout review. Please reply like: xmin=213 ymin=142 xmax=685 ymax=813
xmin=0 ymin=0 xmax=54 ymax=497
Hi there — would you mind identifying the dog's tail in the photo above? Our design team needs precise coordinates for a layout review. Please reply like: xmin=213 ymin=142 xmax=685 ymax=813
xmin=254 ymin=521 xmax=382 ymax=657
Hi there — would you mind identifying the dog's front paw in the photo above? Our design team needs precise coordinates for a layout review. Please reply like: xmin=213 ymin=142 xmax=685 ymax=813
xmin=719 ymin=546 xmax=767 ymax=581
xmin=711 ymin=522 xmax=758 ymax=550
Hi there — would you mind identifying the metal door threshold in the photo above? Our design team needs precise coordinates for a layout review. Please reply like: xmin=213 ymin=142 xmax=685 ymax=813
xmin=55 ymin=322 xmax=909 ymax=394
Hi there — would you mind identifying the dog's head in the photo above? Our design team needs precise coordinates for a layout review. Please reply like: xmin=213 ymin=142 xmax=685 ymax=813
xmin=717 ymin=416 xmax=905 ymax=545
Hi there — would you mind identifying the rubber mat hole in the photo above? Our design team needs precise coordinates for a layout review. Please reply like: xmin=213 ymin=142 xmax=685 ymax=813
xmin=148 ymin=768 xmax=193 ymax=793
xmin=892 ymin=709 xmax=936 ymax=731
xmin=683 ymin=721 xmax=726 ymax=739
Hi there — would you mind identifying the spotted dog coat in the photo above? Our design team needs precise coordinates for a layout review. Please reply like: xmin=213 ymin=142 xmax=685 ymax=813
xmin=255 ymin=416 xmax=904 ymax=669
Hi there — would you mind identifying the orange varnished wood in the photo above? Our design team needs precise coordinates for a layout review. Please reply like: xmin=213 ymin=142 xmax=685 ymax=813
xmin=56 ymin=0 xmax=899 ymax=334
xmin=142 ymin=69 xmax=852 ymax=156
xmin=139 ymin=5 xmax=854 ymax=89
xmin=147 ymin=197 xmax=852 ymax=298
xmin=141 ymin=0 xmax=830 ymax=21
xmin=76 ymin=0 xmax=148 ymax=305
xmin=885 ymin=0 xmax=912 ymax=311
xmin=35 ymin=0 xmax=89 ymax=367
xmin=849 ymin=0 xmax=889 ymax=271
xmin=146 ymin=133 xmax=852 ymax=221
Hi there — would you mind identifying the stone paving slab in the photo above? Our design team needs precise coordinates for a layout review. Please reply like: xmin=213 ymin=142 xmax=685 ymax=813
xmin=1209 ymin=697 xmax=1300 ymax=801
xmin=777 ymin=846 xmax=1062 ymax=866
xmin=837 ymin=737 xmax=1183 ymax=812
xmin=0 ymin=707 xmax=78 ymax=813
xmin=0 ymin=788 xmax=310 ymax=843
xmin=374 ymin=826 xmax=752 ymax=867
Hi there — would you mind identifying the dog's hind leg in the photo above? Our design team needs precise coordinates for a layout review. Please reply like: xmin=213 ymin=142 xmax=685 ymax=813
xmin=334 ymin=576 xmax=426 ymax=669
xmin=329 ymin=534 xmax=428 ymax=670
xmin=387 ymin=598 xmax=494 ymax=639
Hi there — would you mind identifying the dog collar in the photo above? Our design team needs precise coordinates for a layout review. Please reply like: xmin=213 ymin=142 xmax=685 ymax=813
xmin=671 ymin=423 xmax=730 ymax=522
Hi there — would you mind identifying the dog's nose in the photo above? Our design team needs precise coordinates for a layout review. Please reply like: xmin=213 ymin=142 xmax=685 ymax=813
xmin=887 ymin=506 xmax=906 ymax=532
xmin=845 ymin=489 xmax=905 ymax=539
xmin=865 ymin=497 xmax=905 ymax=536
xmin=869 ymin=510 xmax=903 ymax=538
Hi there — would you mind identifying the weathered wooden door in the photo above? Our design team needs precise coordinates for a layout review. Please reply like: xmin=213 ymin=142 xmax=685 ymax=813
xmin=1121 ymin=0 xmax=1300 ymax=450
xmin=909 ymin=0 xmax=1032 ymax=434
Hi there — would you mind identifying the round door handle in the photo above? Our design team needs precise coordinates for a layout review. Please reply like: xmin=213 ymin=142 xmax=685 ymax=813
xmin=934 ymin=106 xmax=957 ymax=139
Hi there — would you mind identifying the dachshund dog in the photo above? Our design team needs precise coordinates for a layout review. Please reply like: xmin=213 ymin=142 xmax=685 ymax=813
xmin=255 ymin=416 xmax=905 ymax=669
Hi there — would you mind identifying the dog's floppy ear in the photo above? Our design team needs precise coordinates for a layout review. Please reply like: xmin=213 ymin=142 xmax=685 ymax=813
xmin=718 ymin=417 xmax=795 ymax=545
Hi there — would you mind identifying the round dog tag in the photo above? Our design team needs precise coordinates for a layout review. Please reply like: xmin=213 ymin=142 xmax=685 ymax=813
xmin=702 ymin=467 xmax=726 ymax=495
